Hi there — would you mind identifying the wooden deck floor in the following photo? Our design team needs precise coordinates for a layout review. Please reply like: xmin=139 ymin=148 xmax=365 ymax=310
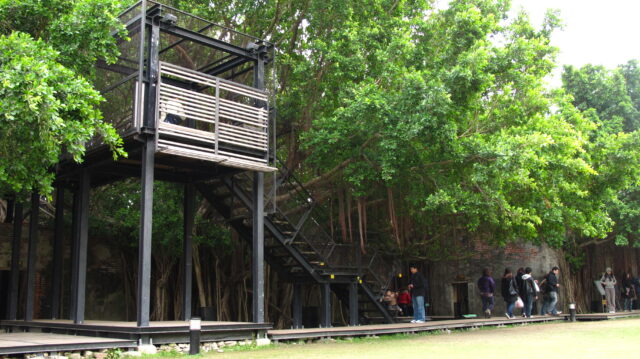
xmin=0 ymin=333 xmax=136 ymax=355
xmin=1 ymin=319 xmax=271 ymax=333
xmin=575 ymin=310 xmax=640 ymax=321
xmin=269 ymin=315 xmax=565 ymax=341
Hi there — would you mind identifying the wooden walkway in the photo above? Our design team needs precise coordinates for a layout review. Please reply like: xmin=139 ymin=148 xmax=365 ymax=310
xmin=0 ymin=333 xmax=135 ymax=355
xmin=1 ymin=320 xmax=271 ymax=347
xmin=575 ymin=310 xmax=640 ymax=321
xmin=269 ymin=315 xmax=565 ymax=341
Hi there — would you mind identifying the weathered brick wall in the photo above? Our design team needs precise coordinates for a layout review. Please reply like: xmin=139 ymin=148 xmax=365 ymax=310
xmin=426 ymin=240 xmax=564 ymax=317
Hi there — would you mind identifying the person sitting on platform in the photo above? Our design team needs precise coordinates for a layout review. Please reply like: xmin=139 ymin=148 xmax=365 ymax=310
xmin=381 ymin=290 xmax=401 ymax=316
xmin=397 ymin=288 xmax=412 ymax=317
xmin=160 ymin=99 xmax=185 ymax=125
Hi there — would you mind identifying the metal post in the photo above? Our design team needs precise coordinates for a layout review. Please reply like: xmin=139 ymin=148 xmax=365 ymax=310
xmin=349 ymin=282 xmax=359 ymax=326
xmin=251 ymin=43 xmax=267 ymax=325
xmin=25 ymin=192 xmax=40 ymax=321
xmin=72 ymin=170 xmax=90 ymax=324
xmin=137 ymin=135 xmax=155 ymax=328
xmin=182 ymin=184 xmax=195 ymax=320
xmin=292 ymin=283 xmax=302 ymax=329
xmin=252 ymin=172 xmax=265 ymax=323
xmin=7 ymin=201 xmax=23 ymax=320
xmin=144 ymin=13 xmax=161 ymax=129
xmin=69 ymin=187 xmax=80 ymax=321
xmin=320 ymin=282 xmax=331 ymax=328
xmin=189 ymin=317 xmax=201 ymax=355
xmin=569 ymin=303 xmax=576 ymax=322
xmin=51 ymin=185 xmax=65 ymax=319
xmin=137 ymin=9 xmax=160 ymax=329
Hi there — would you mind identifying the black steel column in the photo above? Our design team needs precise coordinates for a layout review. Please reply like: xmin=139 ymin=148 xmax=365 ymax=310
xmin=72 ymin=170 xmax=90 ymax=324
xmin=25 ymin=193 xmax=40 ymax=321
xmin=69 ymin=186 xmax=81 ymax=321
xmin=292 ymin=283 xmax=302 ymax=329
xmin=137 ymin=136 xmax=155 ymax=328
xmin=6 ymin=201 xmax=23 ymax=320
xmin=137 ymin=9 xmax=160 ymax=328
xmin=320 ymin=282 xmax=331 ymax=328
xmin=349 ymin=282 xmax=359 ymax=326
xmin=251 ymin=42 xmax=267 ymax=325
xmin=51 ymin=185 xmax=65 ymax=319
xmin=182 ymin=184 xmax=195 ymax=320
xmin=252 ymin=172 xmax=265 ymax=323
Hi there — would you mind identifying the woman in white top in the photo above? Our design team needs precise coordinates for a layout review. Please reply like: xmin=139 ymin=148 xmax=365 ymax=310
xmin=601 ymin=268 xmax=617 ymax=313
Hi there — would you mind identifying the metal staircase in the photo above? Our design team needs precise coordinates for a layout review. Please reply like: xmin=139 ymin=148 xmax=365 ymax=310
xmin=196 ymin=166 xmax=399 ymax=325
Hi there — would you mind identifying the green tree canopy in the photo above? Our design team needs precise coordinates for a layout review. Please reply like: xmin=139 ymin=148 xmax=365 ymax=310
xmin=563 ymin=61 xmax=640 ymax=248
xmin=0 ymin=0 xmax=127 ymax=196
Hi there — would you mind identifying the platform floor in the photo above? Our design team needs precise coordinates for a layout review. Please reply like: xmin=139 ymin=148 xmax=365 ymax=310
xmin=0 ymin=332 xmax=136 ymax=355
xmin=269 ymin=315 xmax=565 ymax=341
xmin=575 ymin=310 xmax=640 ymax=321
xmin=1 ymin=319 xmax=272 ymax=347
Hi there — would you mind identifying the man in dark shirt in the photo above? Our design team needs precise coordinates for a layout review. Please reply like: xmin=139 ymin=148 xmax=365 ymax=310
xmin=541 ymin=266 xmax=561 ymax=316
xmin=409 ymin=265 xmax=428 ymax=323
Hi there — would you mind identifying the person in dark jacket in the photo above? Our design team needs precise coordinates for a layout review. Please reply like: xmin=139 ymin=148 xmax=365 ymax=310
xmin=409 ymin=265 xmax=427 ymax=323
xmin=519 ymin=267 xmax=538 ymax=318
xmin=540 ymin=266 xmax=561 ymax=316
xmin=501 ymin=268 xmax=519 ymax=319
xmin=477 ymin=268 xmax=496 ymax=318
xmin=622 ymin=272 xmax=636 ymax=312
xmin=515 ymin=267 xmax=526 ymax=317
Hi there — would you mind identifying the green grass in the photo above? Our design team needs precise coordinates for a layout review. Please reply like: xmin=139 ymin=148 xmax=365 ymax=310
xmin=179 ymin=318 xmax=640 ymax=359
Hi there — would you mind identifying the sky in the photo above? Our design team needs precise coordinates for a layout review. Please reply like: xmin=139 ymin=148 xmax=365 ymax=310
xmin=510 ymin=0 xmax=640 ymax=86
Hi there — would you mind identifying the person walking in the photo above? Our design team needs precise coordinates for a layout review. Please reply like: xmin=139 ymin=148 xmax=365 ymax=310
xmin=541 ymin=266 xmax=561 ymax=316
xmin=501 ymin=268 xmax=519 ymax=319
xmin=622 ymin=272 xmax=636 ymax=312
xmin=477 ymin=268 xmax=496 ymax=318
xmin=601 ymin=268 xmax=617 ymax=313
xmin=515 ymin=267 xmax=525 ymax=317
xmin=409 ymin=265 xmax=427 ymax=323
xmin=519 ymin=267 xmax=537 ymax=318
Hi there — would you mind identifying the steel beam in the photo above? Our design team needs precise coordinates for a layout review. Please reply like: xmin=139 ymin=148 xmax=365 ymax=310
xmin=251 ymin=45 xmax=267 ymax=325
xmin=137 ymin=135 xmax=155 ymax=328
xmin=144 ymin=17 xmax=161 ymax=129
xmin=7 ymin=201 xmax=23 ymax=320
xmin=292 ymin=283 xmax=303 ymax=329
xmin=69 ymin=188 xmax=80 ymax=320
xmin=182 ymin=183 xmax=195 ymax=320
xmin=25 ymin=193 xmax=40 ymax=321
xmin=51 ymin=185 xmax=65 ymax=319
xmin=320 ymin=283 xmax=331 ymax=328
xmin=252 ymin=172 xmax=265 ymax=324
xmin=72 ymin=170 xmax=90 ymax=324
xmin=157 ymin=22 xmax=259 ymax=61
xmin=349 ymin=282 xmax=359 ymax=326
xmin=137 ymin=14 xmax=160 ymax=330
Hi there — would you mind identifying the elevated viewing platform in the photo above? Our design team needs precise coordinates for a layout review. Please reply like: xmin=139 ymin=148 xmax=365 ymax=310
xmin=60 ymin=0 xmax=276 ymax=182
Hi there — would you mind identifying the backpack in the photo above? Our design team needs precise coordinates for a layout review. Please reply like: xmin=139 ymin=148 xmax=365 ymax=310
xmin=524 ymin=278 xmax=535 ymax=295
xmin=539 ymin=276 xmax=548 ymax=294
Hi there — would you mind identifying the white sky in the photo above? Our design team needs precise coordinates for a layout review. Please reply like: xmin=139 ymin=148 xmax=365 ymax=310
xmin=510 ymin=0 xmax=640 ymax=86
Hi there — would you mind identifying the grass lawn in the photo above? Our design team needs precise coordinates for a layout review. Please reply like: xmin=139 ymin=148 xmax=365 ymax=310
xmin=205 ymin=318 xmax=640 ymax=359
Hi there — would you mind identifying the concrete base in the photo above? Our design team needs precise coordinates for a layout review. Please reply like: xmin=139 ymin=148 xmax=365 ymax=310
xmin=137 ymin=345 xmax=157 ymax=355
xmin=255 ymin=338 xmax=271 ymax=346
